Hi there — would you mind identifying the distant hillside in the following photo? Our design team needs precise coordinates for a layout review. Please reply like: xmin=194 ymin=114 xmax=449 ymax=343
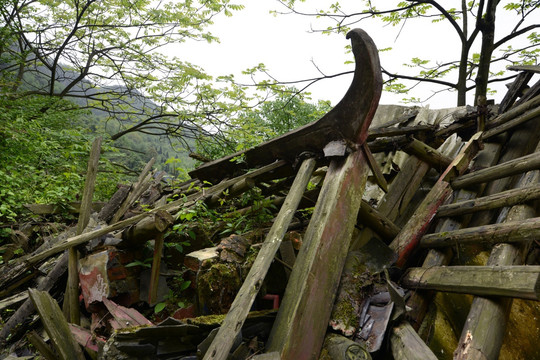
xmin=12 ymin=60 xmax=197 ymax=179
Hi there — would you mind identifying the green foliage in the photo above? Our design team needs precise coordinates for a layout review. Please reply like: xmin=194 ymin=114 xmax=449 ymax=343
xmin=278 ymin=1 xmax=540 ymax=106
xmin=198 ymin=87 xmax=332 ymax=159
xmin=0 ymin=95 xmax=121 ymax=239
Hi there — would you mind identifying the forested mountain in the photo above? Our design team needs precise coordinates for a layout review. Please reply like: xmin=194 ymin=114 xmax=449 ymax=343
xmin=11 ymin=60 xmax=198 ymax=178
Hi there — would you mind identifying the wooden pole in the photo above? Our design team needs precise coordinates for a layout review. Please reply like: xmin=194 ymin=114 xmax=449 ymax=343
xmin=436 ymin=185 xmax=540 ymax=217
xmin=419 ymin=217 xmax=540 ymax=248
xmin=202 ymin=157 xmax=316 ymax=360
xmin=111 ymin=157 xmax=155 ymax=224
xmin=403 ymin=137 xmax=453 ymax=172
xmin=403 ymin=265 xmax=540 ymax=300
xmin=67 ymin=136 xmax=101 ymax=325
xmin=451 ymin=151 xmax=540 ymax=189
xmin=455 ymin=124 xmax=540 ymax=360
xmin=357 ymin=199 xmax=401 ymax=242
xmin=148 ymin=233 xmax=164 ymax=305
xmin=28 ymin=289 xmax=85 ymax=360
xmin=267 ymin=150 xmax=370 ymax=359
xmin=391 ymin=322 xmax=438 ymax=360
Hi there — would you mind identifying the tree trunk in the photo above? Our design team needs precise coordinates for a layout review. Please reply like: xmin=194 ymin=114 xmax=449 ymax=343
xmin=474 ymin=0 xmax=499 ymax=104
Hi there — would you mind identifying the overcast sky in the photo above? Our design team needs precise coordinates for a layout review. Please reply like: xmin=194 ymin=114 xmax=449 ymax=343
xmin=181 ymin=0 xmax=537 ymax=109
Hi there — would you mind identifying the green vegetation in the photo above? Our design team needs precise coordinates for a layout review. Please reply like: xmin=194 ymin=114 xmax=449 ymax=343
xmin=273 ymin=0 xmax=539 ymax=105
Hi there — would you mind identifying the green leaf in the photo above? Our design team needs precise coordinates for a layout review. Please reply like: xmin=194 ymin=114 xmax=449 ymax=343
xmin=154 ymin=302 xmax=166 ymax=313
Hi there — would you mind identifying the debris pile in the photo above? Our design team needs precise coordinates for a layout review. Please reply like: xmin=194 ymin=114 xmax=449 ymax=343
xmin=1 ymin=29 xmax=540 ymax=360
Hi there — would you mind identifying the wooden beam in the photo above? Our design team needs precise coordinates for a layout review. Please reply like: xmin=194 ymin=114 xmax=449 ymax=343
xmin=366 ymin=124 xmax=433 ymax=142
xmin=148 ymin=233 xmax=165 ymax=305
xmin=27 ymin=331 xmax=57 ymax=360
xmin=203 ymin=158 xmax=316 ymax=360
xmin=358 ymin=199 xmax=401 ymax=242
xmin=507 ymin=65 xmax=540 ymax=73
xmin=28 ymin=289 xmax=85 ymax=360
xmin=436 ymin=185 xmax=540 ymax=217
xmin=189 ymin=28 xmax=382 ymax=183
xmin=391 ymin=322 xmax=438 ymax=360
xmin=452 ymin=151 xmax=540 ymax=189
xmin=403 ymin=265 xmax=540 ymax=300
xmin=419 ymin=217 xmax=540 ymax=248
xmin=389 ymin=132 xmax=482 ymax=267
xmin=267 ymin=149 xmax=371 ymax=359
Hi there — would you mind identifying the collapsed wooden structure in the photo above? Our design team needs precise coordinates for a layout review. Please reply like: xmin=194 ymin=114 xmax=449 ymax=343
xmin=1 ymin=28 xmax=540 ymax=359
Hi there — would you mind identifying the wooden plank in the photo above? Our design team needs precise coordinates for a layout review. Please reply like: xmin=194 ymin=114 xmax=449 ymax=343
xmin=452 ymin=151 xmax=540 ymax=189
xmin=23 ymin=202 xmax=105 ymax=215
xmin=267 ymin=150 xmax=370 ymax=359
xmin=202 ymin=157 xmax=316 ymax=360
xmin=498 ymin=71 xmax=534 ymax=113
xmin=419 ymin=217 xmax=540 ymax=248
xmin=389 ymin=132 xmax=483 ymax=267
xmin=67 ymin=136 xmax=102 ymax=325
xmin=391 ymin=322 xmax=438 ymax=360
xmin=436 ymin=185 xmax=540 ymax=217
xmin=111 ymin=157 xmax=155 ymax=224
xmin=189 ymin=28 xmax=382 ymax=183
xmin=28 ymin=289 xmax=85 ymax=360
xmin=27 ymin=330 xmax=57 ymax=360
xmin=403 ymin=265 xmax=540 ymax=300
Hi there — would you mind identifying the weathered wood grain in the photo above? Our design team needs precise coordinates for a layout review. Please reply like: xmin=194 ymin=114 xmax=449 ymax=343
xmin=28 ymin=289 xmax=85 ymax=360
xmin=202 ymin=157 xmax=316 ymax=360
xmin=391 ymin=322 xmax=438 ymax=360
xmin=403 ymin=265 xmax=540 ymax=300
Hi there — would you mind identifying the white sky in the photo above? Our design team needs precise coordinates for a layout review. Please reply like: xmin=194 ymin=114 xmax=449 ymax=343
xmin=181 ymin=0 xmax=537 ymax=109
